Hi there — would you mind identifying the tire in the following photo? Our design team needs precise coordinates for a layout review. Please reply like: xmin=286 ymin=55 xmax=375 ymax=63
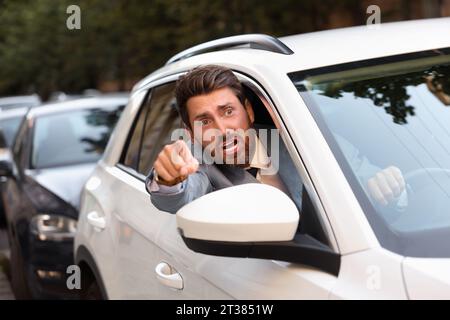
xmin=7 ymin=227 xmax=32 ymax=300
xmin=83 ymin=280 xmax=103 ymax=300
xmin=0 ymin=203 xmax=7 ymax=229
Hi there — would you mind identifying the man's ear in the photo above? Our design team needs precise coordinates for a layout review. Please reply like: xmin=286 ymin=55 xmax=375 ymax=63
xmin=244 ymin=99 xmax=255 ymax=124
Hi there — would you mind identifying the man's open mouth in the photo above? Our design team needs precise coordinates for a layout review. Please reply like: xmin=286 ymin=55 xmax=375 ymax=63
xmin=223 ymin=138 xmax=238 ymax=155
xmin=222 ymin=137 xmax=239 ymax=155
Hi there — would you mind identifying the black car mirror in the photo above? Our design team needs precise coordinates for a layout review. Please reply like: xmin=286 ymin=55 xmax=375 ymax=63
xmin=0 ymin=128 xmax=7 ymax=149
xmin=0 ymin=147 xmax=14 ymax=177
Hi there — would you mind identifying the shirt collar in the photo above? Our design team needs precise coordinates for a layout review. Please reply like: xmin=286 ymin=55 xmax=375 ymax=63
xmin=248 ymin=136 xmax=271 ymax=170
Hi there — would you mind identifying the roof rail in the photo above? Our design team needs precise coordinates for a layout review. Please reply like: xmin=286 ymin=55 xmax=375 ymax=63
xmin=166 ymin=34 xmax=294 ymax=65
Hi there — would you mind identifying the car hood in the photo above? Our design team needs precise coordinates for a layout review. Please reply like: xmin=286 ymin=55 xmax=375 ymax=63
xmin=28 ymin=163 xmax=96 ymax=210
xmin=402 ymin=257 xmax=450 ymax=299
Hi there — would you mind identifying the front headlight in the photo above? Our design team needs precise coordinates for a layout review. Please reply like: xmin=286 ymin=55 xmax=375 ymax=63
xmin=30 ymin=214 xmax=77 ymax=241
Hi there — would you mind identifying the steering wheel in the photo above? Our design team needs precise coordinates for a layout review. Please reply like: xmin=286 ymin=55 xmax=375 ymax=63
xmin=388 ymin=167 xmax=450 ymax=230
xmin=404 ymin=167 xmax=450 ymax=193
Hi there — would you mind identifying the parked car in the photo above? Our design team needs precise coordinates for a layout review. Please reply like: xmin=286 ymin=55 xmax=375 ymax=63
xmin=0 ymin=107 xmax=32 ymax=227
xmin=0 ymin=94 xmax=41 ymax=111
xmin=0 ymin=95 xmax=42 ymax=227
xmin=0 ymin=95 xmax=128 ymax=299
xmin=75 ymin=18 xmax=450 ymax=299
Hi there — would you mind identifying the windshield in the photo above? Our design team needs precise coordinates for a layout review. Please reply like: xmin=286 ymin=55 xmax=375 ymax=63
xmin=32 ymin=105 xmax=124 ymax=169
xmin=290 ymin=48 xmax=450 ymax=258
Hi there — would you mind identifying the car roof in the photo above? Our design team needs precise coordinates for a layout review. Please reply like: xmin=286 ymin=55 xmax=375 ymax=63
xmin=27 ymin=95 xmax=129 ymax=118
xmin=279 ymin=17 xmax=450 ymax=70
xmin=133 ymin=18 xmax=450 ymax=92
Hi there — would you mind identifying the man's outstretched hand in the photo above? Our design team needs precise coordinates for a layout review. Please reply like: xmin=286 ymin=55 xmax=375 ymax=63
xmin=153 ymin=140 xmax=199 ymax=186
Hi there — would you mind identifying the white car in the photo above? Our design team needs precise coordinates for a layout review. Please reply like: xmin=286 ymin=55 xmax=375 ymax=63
xmin=75 ymin=18 xmax=450 ymax=299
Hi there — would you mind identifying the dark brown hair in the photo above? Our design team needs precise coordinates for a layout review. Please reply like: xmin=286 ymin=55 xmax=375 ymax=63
xmin=175 ymin=65 xmax=245 ymax=128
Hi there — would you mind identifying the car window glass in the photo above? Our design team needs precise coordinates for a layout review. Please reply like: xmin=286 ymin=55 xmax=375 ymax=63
xmin=121 ymin=93 xmax=151 ymax=171
xmin=138 ymin=83 xmax=181 ymax=175
xmin=0 ymin=116 xmax=23 ymax=147
xmin=32 ymin=105 xmax=124 ymax=169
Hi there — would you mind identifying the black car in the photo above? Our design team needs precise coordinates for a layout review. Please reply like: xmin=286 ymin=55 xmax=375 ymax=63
xmin=0 ymin=99 xmax=41 ymax=227
xmin=0 ymin=95 xmax=127 ymax=299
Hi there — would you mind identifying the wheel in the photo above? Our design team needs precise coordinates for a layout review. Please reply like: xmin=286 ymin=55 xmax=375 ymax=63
xmin=7 ymin=226 xmax=32 ymax=300
xmin=0 ymin=202 xmax=7 ymax=229
xmin=83 ymin=280 xmax=103 ymax=300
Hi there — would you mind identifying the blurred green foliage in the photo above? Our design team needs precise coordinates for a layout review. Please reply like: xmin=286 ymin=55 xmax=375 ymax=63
xmin=0 ymin=0 xmax=439 ymax=99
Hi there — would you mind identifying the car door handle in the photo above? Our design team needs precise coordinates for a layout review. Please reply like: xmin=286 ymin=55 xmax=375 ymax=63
xmin=87 ymin=211 xmax=106 ymax=230
xmin=155 ymin=262 xmax=183 ymax=290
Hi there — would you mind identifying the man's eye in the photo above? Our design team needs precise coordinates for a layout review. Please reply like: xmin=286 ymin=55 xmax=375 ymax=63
xmin=201 ymin=119 xmax=210 ymax=126
xmin=224 ymin=108 xmax=233 ymax=116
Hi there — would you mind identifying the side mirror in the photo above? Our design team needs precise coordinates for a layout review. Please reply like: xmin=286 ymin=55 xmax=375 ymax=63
xmin=177 ymin=183 xmax=340 ymax=275
xmin=0 ymin=129 xmax=7 ymax=149
xmin=177 ymin=183 xmax=299 ymax=242
xmin=0 ymin=147 xmax=14 ymax=177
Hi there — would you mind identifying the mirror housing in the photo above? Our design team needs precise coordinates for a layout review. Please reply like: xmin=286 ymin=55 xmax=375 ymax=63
xmin=177 ymin=183 xmax=340 ymax=275
xmin=0 ymin=129 xmax=7 ymax=149
xmin=0 ymin=147 xmax=14 ymax=177
xmin=177 ymin=183 xmax=299 ymax=242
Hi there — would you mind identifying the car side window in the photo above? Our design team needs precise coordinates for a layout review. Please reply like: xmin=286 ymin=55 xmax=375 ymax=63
xmin=138 ymin=83 xmax=181 ymax=175
xmin=120 ymin=82 xmax=181 ymax=176
xmin=121 ymin=93 xmax=151 ymax=171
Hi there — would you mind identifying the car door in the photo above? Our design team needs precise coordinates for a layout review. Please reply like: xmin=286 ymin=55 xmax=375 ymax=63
xmin=108 ymin=80 xmax=231 ymax=299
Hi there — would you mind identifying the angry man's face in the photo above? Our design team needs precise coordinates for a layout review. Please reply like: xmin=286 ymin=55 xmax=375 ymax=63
xmin=186 ymin=87 xmax=255 ymax=165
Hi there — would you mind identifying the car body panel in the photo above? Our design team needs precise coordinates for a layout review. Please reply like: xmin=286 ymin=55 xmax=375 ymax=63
xmin=27 ymin=163 xmax=96 ymax=211
xmin=402 ymin=258 xmax=450 ymax=299
xmin=330 ymin=248 xmax=407 ymax=299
